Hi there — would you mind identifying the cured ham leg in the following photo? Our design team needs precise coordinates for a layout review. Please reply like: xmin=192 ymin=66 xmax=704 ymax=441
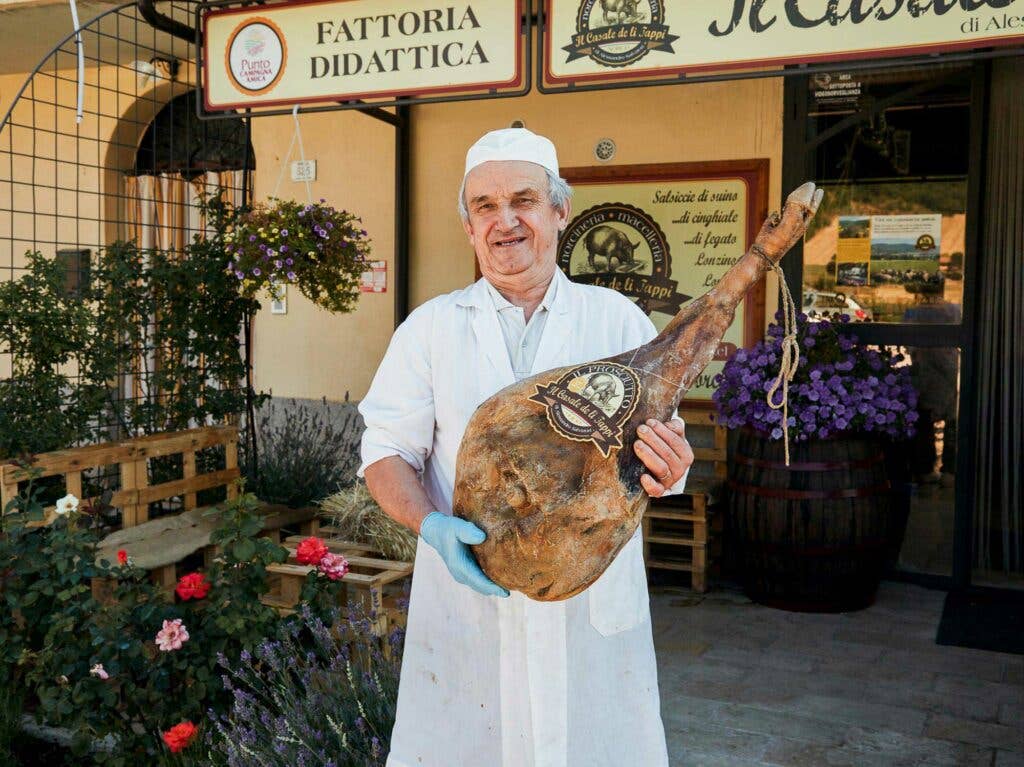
xmin=453 ymin=182 xmax=823 ymax=601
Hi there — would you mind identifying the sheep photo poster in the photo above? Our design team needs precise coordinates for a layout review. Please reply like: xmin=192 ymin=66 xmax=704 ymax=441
xmin=557 ymin=160 xmax=768 ymax=402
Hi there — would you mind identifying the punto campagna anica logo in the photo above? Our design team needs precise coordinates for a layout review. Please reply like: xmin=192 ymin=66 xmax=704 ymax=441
xmin=562 ymin=0 xmax=678 ymax=68
xmin=226 ymin=17 xmax=287 ymax=95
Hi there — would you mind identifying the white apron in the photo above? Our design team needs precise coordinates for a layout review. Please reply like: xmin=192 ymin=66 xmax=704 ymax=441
xmin=359 ymin=270 xmax=671 ymax=767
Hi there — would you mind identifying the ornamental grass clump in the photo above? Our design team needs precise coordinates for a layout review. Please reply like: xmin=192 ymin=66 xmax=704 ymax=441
xmin=225 ymin=198 xmax=371 ymax=313
xmin=713 ymin=312 xmax=919 ymax=442
xmin=208 ymin=605 xmax=403 ymax=767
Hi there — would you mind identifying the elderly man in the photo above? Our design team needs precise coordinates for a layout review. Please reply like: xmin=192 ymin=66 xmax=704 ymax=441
xmin=359 ymin=128 xmax=693 ymax=767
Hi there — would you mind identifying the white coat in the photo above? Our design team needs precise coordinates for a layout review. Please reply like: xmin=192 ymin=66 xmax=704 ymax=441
xmin=358 ymin=268 xmax=673 ymax=767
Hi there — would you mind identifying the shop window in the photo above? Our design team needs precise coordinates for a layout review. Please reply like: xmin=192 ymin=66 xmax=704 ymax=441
xmin=801 ymin=67 xmax=971 ymax=325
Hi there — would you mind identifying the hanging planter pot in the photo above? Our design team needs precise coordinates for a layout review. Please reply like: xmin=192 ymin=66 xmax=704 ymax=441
xmin=224 ymin=197 xmax=372 ymax=313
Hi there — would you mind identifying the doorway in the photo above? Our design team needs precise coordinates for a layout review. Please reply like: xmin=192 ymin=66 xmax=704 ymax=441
xmin=782 ymin=63 xmax=985 ymax=588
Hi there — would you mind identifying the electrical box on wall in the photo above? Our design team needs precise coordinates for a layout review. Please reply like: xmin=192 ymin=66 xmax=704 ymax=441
xmin=291 ymin=160 xmax=317 ymax=182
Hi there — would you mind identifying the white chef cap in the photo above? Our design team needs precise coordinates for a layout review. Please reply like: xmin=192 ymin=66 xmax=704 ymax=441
xmin=464 ymin=128 xmax=560 ymax=180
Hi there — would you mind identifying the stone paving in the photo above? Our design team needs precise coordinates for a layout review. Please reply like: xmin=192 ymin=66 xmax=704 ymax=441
xmin=652 ymin=582 xmax=1024 ymax=767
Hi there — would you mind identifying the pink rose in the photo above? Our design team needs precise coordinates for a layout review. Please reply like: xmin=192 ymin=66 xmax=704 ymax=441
xmin=318 ymin=552 xmax=349 ymax=581
xmin=155 ymin=618 xmax=189 ymax=652
xmin=89 ymin=663 xmax=109 ymax=680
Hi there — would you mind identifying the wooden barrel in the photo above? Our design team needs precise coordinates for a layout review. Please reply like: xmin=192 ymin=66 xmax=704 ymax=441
xmin=727 ymin=429 xmax=895 ymax=612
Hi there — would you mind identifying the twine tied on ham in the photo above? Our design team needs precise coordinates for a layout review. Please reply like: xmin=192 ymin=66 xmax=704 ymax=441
xmin=754 ymin=244 xmax=800 ymax=467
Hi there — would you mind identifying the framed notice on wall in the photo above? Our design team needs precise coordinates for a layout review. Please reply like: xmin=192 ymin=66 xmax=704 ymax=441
xmin=557 ymin=160 xmax=769 ymax=403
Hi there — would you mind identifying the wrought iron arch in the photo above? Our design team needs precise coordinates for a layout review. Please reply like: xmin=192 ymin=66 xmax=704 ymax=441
xmin=135 ymin=89 xmax=254 ymax=179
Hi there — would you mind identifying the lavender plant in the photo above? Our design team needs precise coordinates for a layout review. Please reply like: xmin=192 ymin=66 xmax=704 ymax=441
xmin=241 ymin=397 xmax=362 ymax=508
xmin=714 ymin=313 xmax=919 ymax=442
xmin=208 ymin=605 xmax=403 ymax=767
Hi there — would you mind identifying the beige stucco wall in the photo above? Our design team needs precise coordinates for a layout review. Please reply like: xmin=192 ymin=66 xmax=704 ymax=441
xmin=407 ymin=78 xmax=785 ymax=309
xmin=243 ymin=77 xmax=785 ymax=401
xmin=248 ymin=108 xmax=397 ymax=402
xmin=3 ymin=59 xmax=784 ymax=403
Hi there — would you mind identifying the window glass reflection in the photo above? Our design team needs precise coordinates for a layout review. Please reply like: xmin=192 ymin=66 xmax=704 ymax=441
xmin=874 ymin=344 xmax=961 ymax=577
xmin=803 ymin=66 xmax=970 ymax=326
xmin=803 ymin=181 xmax=966 ymax=324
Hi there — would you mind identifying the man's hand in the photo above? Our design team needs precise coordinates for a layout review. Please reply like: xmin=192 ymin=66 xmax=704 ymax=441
xmin=419 ymin=512 xmax=510 ymax=598
xmin=633 ymin=418 xmax=694 ymax=498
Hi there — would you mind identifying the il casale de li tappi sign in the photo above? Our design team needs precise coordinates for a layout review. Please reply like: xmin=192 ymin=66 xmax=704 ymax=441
xmin=544 ymin=0 xmax=1024 ymax=85
xmin=202 ymin=0 xmax=523 ymax=111
xmin=203 ymin=0 xmax=1023 ymax=110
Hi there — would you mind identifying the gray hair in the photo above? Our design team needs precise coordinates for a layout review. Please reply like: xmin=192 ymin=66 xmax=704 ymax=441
xmin=458 ymin=168 xmax=573 ymax=222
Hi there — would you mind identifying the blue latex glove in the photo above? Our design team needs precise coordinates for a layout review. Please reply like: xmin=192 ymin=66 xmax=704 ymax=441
xmin=419 ymin=512 xmax=510 ymax=598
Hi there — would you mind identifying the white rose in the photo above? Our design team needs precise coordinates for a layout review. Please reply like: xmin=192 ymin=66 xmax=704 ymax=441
xmin=55 ymin=493 xmax=79 ymax=516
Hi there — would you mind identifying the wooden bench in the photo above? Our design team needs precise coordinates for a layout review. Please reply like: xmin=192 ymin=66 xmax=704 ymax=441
xmin=0 ymin=426 xmax=319 ymax=598
xmin=643 ymin=409 xmax=726 ymax=592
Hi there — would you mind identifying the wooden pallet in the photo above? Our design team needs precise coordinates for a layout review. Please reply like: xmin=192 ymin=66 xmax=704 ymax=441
xmin=262 ymin=536 xmax=413 ymax=637
xmin=643 ymin=409 xmax=726 ymax=592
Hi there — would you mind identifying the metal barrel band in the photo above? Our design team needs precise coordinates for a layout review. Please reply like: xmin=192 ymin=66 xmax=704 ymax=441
xmin=731 ymin=452 xmax=885 ymax=472
xmin=727 ymin=480 xmax=892 ymax=500
xmin=742 ymin=540 xmax=890 ymax=556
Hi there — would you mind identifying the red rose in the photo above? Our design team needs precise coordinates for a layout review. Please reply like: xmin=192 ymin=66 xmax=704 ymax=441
xmin=117 ymin=550 xmax=128 ymax=566
xmin=161 ymin=721 xmax=198 ymax=753
xmin=295 ymin=536 xmax=329 ymax=566
xmin=175 ymin=572 xmax=211 ymax=601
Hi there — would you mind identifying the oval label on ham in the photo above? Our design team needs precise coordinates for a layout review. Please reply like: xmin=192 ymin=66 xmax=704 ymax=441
xmin=528 ymin=362 xmax=640 ymax=457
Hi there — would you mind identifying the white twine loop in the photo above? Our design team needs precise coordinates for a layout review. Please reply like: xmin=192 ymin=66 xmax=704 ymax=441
xmin=271 ymin=105 xmax=312 ymax=203
xmin=755 ymin=245 xmax=800 ymax=467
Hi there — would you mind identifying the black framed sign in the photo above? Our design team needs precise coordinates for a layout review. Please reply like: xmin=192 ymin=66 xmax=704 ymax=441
xmin=540 ymin=1 xmax=1024 ymax=93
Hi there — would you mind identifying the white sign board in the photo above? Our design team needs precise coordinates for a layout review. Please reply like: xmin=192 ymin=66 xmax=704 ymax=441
xmin=204 ymin=0 xmax=524 ymax=111
xmin=544 ymin=0 xmax=1024 ymax=86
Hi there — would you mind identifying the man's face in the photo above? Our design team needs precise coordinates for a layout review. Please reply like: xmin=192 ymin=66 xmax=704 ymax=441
xmin=462 ymin=160 xmax=570 ymax=285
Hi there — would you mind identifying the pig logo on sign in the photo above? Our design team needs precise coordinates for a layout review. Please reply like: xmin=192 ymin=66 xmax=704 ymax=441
xmin=598 ymin=0 xmax=646 ymax=26
xmin=584 ymin=225 xmax=640 ymax=271
xmin=557 ymin=202 xmax=690 ymax=318
xmin=562 ymin=0 xmax=678 ymax=69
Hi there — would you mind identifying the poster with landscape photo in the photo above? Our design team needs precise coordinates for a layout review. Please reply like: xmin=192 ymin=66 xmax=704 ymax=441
xmin=869 ymin=214 xmax=941 ymax=286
